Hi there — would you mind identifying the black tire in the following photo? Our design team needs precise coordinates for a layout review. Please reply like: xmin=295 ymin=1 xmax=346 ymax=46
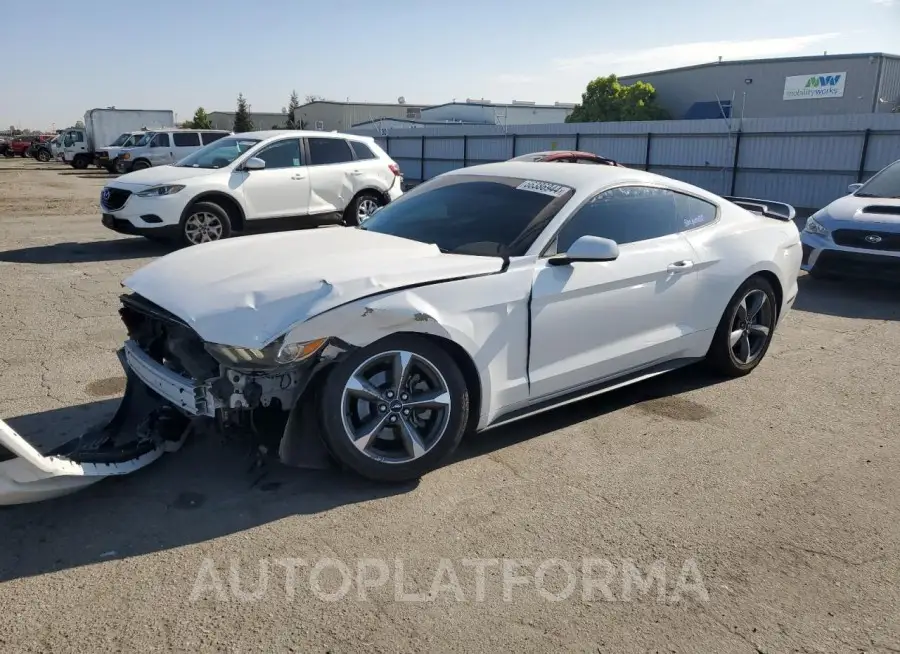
xmin=131 ymin=160 xmax=150 ymax=171
xmin=36 ymin=150 xmax=51 ymax=162
xmin=178 ymin=201 xmax=232 ymax=247
xmin=705 ymin=275 xmax=778 ymax=378
xmin=71 ymin=155 xmax=89 ymax=170
xmin=343 ymin=191 xmax=382 ymax=227
xmin=319 ymin=334 xmax=470 ymax=482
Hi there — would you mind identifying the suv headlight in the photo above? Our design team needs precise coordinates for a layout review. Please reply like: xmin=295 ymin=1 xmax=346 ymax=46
xmin=136 ymin=184 xmax=185 ymax=198
xmin=205 ymin=337 xmax=327 ymax=371
xmin=804 ymin=214 xmax=830 ymax=237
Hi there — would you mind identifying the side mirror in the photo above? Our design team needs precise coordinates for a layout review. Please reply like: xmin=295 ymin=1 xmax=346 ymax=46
xmin=847 ymin=183 xmax=863 ymax=194
xmin=548 ymin=235 xmax=619 ymax=266
xmin=243 ymin=157 xmax=266 ymax=171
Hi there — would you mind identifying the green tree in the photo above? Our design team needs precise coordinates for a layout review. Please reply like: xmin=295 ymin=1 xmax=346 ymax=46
xmin=566 ymin=75 xmax=670 ymax=123
xmin=285 ymin=90 xmax=301 ymax=129
xmin=233 ymin=93 xmax=254 ymax=132
xmin=185 ymin=107 xmax=212 ymax=129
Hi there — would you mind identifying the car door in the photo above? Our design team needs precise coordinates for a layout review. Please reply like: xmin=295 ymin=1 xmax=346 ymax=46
xmin=146 ymin=132 xmax=171 ymax=165
xmin=528 ymin=185 xmax=702 ymax=399
xmin=171 ymin=131 xmax=202 ymax=164
xmin=237 ymin=137 xmax=310 ymax=220
xmin=305 ymin=137 xmax=357 ymax=215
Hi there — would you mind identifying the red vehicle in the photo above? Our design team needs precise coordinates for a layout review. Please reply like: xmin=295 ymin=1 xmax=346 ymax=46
xmin=5 ymin=136 xmax=37 ymax=157
xmin=509 ymin=150 xmax=624 ymax=166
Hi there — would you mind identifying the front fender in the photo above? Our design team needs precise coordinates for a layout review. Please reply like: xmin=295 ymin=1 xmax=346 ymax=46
xmin=282 ymin=263 xmax=536 ymax=429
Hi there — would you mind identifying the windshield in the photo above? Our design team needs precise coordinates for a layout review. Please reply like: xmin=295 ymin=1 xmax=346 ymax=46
xmin=135 ymin=132 xmax=154 ymax=147
xmin=174 ymin=137 xmax=262 ymax=169
xmin=110 ymin=133 xmax=131 ymax=147
xmin=855 ymin=160 xmax=900 ymax=198
xmin=122 ymin=133 xmax=141 ymax=148
xmin=359 ymin=175 xmax=574 ymax=257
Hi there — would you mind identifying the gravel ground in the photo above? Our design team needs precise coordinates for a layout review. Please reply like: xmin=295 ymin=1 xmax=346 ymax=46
xmin=0 ymin=156 xmax=898 ymax=653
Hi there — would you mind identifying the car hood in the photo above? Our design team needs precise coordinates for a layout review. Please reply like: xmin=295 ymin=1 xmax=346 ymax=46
xmin=111 ymin=165 xmax=220 ymax=189
xmin=123 ymin=228 xmax=504 ymax=348
xmin=819 ymin=194 xmax=900 ymax=228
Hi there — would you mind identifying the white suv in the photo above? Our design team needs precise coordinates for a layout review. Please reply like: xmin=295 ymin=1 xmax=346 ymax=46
xmin=99 ymin=130 xmax=404 ymax=245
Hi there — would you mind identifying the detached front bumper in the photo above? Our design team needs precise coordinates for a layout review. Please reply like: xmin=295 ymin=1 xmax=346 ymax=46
xmin=801 ymin=231 xmax=900 ymax=281
xmin=0 ymin=348 xmax=188 ymax=506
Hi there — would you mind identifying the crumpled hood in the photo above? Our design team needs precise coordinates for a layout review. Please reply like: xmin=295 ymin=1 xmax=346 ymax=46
xmin=123 ymin=228 xmax=504 ymax=348
xmin=112 ymin=165 xmax=219 ymax=189
xmin=819 ymin=194 xmax=900 ymax=228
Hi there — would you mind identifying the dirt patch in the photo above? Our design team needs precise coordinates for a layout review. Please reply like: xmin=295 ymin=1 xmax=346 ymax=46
xmin=0 ymin=158 xmax=107 ymax=217
xmin=85 ymin=376 xmax=127 ymax=397
xmin=636 ymin=396 xmax=714 ymax=421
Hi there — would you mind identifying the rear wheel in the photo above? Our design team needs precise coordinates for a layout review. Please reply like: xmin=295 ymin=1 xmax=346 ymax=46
xmin=705 ymin=276 xmax=778 ymax=377
xmin=343 ymin=192 xmax=382 ymax=226
xmin=178 ymin=201 xmax=232 ymax=246
xmin=319 ymin=334 xmax=469 ymax=482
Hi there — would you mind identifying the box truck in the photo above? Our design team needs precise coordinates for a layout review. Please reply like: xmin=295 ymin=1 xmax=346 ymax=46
xmin=61 ymin=108 xmax=175 ymax=170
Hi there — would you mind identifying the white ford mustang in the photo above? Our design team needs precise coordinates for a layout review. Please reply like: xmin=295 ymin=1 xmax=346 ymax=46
xmin=0 ymin=161 xmax=802 ymax=504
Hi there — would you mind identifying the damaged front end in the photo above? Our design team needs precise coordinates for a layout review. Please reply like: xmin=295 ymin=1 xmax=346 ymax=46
xmin=0 ymin=293 xmax=346 ymax=506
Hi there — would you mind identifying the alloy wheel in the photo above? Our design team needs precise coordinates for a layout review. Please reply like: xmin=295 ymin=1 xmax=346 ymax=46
xmin=357 ymin=197 xmax=380 ymax=222
xmin=340 ymin=350 xmax=452 ymax=464
xmin=184 ymin=212 xmax=224 ymax=244
xmin=729 ymin=288 xmax=774 ymax=365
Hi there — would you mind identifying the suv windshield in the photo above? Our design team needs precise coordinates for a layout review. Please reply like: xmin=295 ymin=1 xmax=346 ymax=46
xmin=174 ymin=137 xmax=262 ymax=169
xmin=855 ymin=160 xmax=900 ymax=198
xmin=359 ymin=175 xmax=574 ymax=257
xmin=110 ymin=133 xmax=131 ymax=147
xmin=135 ymin=132 xmax=154 ymax=147
xmin=121 ymin=134 xmax=141 ymax=147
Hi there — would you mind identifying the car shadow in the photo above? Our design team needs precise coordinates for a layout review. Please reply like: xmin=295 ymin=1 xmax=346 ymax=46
xmin=0 ymin=364 xmax=723 ymax=582
xmin=793 ymin=274 xmax=900 ymax=321
xmin=0 ymin=238 xmax=172 ymax=264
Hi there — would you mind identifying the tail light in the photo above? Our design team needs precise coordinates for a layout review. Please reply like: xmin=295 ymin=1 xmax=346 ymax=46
xmin=389 ymin=163 xmax=401 ymax=176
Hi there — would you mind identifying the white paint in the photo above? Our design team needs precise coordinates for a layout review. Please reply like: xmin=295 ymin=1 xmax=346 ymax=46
xmin=783 ymin=72 xmax=847 ymax=100
xmin=102 ymin=130 xmax=402 ymax=232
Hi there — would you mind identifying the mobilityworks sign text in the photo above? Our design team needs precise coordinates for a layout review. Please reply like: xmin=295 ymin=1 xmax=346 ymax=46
xmin=783 ymin=72 xmax=847 ymax=100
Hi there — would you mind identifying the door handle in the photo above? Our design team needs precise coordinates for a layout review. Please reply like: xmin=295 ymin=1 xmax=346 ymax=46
xmin=667 ymin=260 xmax=694 ymax=273
xmin=291 ymin=175 xmax=306 ymax=180
xmin=350 ymin=170 xmax=362 ymax=175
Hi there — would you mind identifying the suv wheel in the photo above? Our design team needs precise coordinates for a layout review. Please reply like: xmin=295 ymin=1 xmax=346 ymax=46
xmin=179 ymin=201 xmax=233 ymax=246
xmin=319 ymin=334 xmax=469 ymax=482
xmin=131 ymin=160 xmax=150 ymax=171
xmin=344 ymin=192 xmax=382 ymax=227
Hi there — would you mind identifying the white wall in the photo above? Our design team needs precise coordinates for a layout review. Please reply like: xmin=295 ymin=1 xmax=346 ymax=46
xmin=421 ymin=104 xmax=572 ymax=125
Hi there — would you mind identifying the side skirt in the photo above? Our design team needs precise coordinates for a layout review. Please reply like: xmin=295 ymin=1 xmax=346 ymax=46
xmin=482 ymin=357 xmax=704 ymax=432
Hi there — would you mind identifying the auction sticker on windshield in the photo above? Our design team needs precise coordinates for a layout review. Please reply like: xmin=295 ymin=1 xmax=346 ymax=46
xmin=516 ymin=180 xmax=569 ymax=197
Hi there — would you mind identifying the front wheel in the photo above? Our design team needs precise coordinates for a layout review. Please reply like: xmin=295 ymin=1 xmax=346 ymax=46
xmin=71 ymin=155 xmax=89 ymax=170
xmin=131 ymin=160 xmax=150 ymax=171
xmin=705 ymin=276 xmax=778 ymax=377
xmin=319 ymin=334 xmax=470 ymax=482
xmin=178 ymin=201 xmax=232 ymax=246
xmin=36 ymin=150 xmax=51 ymax=162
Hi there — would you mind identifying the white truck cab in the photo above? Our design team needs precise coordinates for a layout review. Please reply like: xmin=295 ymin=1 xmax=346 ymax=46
xmin=115 ymin=129 xmax=231 ymax=173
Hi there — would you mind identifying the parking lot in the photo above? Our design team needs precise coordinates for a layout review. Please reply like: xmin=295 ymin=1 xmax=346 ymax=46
xmin=0 ymin=155 xmax=898 ymax=652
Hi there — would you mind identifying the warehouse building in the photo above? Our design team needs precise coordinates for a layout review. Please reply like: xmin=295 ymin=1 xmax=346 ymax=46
xmin=618 ymin=52 xmax=900 ymax=120
xmin=207 ymin=111 xmax=291 ymax=130
xmin=351 ymin=100 xmax=576 ymax=130
xmin=293 ymin=100 xmax=431 ymax=132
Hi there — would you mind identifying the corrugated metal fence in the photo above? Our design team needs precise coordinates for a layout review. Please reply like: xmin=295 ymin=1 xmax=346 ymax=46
xmin=351 ymin=113 xmax=900 ymax=211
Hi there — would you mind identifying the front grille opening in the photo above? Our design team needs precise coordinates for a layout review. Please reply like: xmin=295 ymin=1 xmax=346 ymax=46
xmin=101 ymin=188 xmax=132 ymax=211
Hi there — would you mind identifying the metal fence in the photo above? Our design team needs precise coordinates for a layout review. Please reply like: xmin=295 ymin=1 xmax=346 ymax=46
xmin=351 ymin=113 xmax=900 ymax=211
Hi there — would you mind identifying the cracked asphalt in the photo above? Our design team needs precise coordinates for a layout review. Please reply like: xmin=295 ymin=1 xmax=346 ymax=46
xmin=1 ymin=157 xmax=899 ymax=653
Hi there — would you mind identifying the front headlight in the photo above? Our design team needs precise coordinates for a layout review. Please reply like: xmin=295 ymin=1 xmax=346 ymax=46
xmin=804 ymin=214 xmax=830 ymax=237
xmin=205 ymin=337 xmax=328 ymax=370
xmin=136 ymin=184 xmax=185 ymax=198
xmin=120 ymin=152 xmax=131 ymax=160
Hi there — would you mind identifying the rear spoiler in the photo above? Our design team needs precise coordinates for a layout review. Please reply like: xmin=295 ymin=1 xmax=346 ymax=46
xmin=722 ymin=196 xmax=796 ymax=222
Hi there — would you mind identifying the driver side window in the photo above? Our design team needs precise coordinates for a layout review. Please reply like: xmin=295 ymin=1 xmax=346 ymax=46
xmin=551 ymin=186 xmax=679 ymax=254
xmin=254 ymin=139 xmax=303 ymax=169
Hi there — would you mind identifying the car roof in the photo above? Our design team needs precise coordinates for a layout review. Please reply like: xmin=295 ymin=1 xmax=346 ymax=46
xmin=231 ymin=129 xmax=376 ymax=142
xmin=446 ymin=161 xmax=720 ymax=200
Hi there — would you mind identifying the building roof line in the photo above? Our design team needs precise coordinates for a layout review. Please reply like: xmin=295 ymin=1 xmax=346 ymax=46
xmin=617 ymin=52 xmax=900 ymax=80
